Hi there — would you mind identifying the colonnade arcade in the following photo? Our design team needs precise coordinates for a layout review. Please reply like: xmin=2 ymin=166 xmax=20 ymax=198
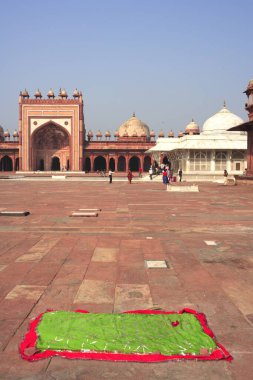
xmin=83 ymin=154 xmax=152 ymax=172
xmin=0 ymin=154 xmax=19 ymax=171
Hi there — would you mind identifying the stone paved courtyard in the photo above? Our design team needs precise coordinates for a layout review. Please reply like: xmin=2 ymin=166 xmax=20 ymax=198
xmin=0 ymin=177 xmax=253 ymax=379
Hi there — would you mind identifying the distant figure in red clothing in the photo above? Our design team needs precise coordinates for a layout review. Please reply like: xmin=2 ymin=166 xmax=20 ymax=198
xmin=127 ymin=170 xmax=133 ymax=184
xmin=139 ymin=167 xmax=143 ymax=178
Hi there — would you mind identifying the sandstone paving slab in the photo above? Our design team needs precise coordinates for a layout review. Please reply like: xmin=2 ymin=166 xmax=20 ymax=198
xmin=0 ymin=298 xmax=40 ymax=320
xmin=217 ymin=328 xmax=253 ymax=353
xmin=0 ymin=265 xmax=7 ymax=272
xmin=0 ymin=319 xmax=21 ymax=351
xmin=74 ymin=279 xmax=115 ymax=304
xmin=221 ymin=281 xmax=253 ymax=315
xmin=5 ymin=284 xmax=46 ymax=300
xmin=29 ymin=284 xmax=81 ymax=318
xmin=21 ymin=262 xmax=62 ymax=286
xmin=16 ymin=237 xmax=60 ymax=262
xmin=117 ymin=267 xmax=148 ymax=284
xmin=187 ymin=291 xmax=252 ymax=332
xmin=73 ymin=303 xmax=114 ymax=314
xmin=92 ymin=247 xmax=119 ymax=262
xmin=114 ymin=284 xmax=153 ymax=312
xmin=85 ymin=262 xmax=117 ymax=282
xmin=52 ymin=263 xmax=88 ymax=286
xmin=0 ymin=351 xmax=49 ymax=380
xmin=228 ymin=353 xmax=253 ymax=380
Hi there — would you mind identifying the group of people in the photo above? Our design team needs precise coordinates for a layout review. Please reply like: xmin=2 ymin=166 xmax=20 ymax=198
xmin=161 ymin=167 xmax=182 ymax=185
xmin=108 ymin=170 xmax=133 ymax=184
xmin=108 ymin=167 xmax=183 ymax=185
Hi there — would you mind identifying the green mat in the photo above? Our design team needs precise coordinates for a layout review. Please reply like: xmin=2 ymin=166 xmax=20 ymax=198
xmin=36 ymin=311 xmax=217 ymax=355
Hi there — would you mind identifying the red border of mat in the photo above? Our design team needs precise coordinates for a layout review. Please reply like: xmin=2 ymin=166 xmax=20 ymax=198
xmin=19 ymin=308 xmax=233 ymax=362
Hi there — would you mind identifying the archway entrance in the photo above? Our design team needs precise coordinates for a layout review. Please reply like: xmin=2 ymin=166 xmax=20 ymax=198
xmin=32 ymin=122 xmax=70 ymax=171
xmin=84 ymin=157 xmax=91 ymax=172
xmin=0 ymin=156 xmax=13 ymax=171
xmin=118 ymin=156 xmax=126 ymax=172
xmin=94 ymin=156 xmax=106 ymax=171
xmin=51 ymin=157 xmax=60 ymax=171
xmin=129 ymin=156 xmax=140 ymax=172
xmin=109 ymin=158 xmax=115 ymax=171
xmin=39 ymin=159 xmax=44 ymax=171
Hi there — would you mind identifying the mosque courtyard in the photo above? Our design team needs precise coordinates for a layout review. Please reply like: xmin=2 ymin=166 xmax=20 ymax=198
xmin=0 ymin=177 xmax=252 ymax=379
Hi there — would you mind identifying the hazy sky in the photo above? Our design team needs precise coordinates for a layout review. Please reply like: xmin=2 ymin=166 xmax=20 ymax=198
xmin=0 ymin=0 xmax=252 ymax=135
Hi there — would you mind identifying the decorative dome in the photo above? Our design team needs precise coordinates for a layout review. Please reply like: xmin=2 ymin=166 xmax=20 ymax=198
xmin=202 ymin=103 xmax=243 ymax=134
xmin=47 ymin=89 xmax=55 ymax=98
xmin=73 ymin=88 xmax=80 ymax=98
xmin=178 ymin=131 xmax=184 ymax=137
xmin=105 ymin=130 xmax=111 ymax=137
xmin=117 ymin=112 xmax=150 ymax=137
xmin=4 ymin=129 xmax=10 ymax=138
xmin=34 ymin=89 xmax=42 ymax=98
xmin=87 ymin=130 xmax=93 ymax=137
xmin=168 ymin=130 xmax=174 ymax=138
xmin=158 ymin=130 xmax=164 ymax=138
xmin=150 ymin=130 xmax=155 ymax=138
xmin=21 ymin=89 xmax=29 ymax=98
xmin=61 ymin=89 xmax=68 ymax=98
xmin=132 ymin=130 xmax=137 ymax=137
xmin=13 ymin=130 xmax=19 ymax=138
xmin=123 ymin=129 xmax=128 ymax=137
xmin=114 ymin=131 xmax=119 ymax=137
xmin=185 ymin=119 xmax=199 ymax=134
xmin=96 ymin=130 xmax=102 ymax=138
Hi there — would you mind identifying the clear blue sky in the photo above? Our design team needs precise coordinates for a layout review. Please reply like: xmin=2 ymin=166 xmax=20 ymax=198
xmin=0 ymin=0 xmax=252 ymax=135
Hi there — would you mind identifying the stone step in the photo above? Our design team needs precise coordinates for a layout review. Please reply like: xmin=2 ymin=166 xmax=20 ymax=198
xmin=70 ymin=212 xmax=98 ymax=217
xmin=0 ymin=211 xmax=30 ymax=216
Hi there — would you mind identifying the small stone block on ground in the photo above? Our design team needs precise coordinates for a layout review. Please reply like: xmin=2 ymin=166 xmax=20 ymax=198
xmin=70 ymin=212 xmax=98 ymax=217
xmin=204 ymin=240 xmax=217 ymax=246
xmin=145 ymin=260 xmax=168 ymax=268
xmin=0 ymin=211 xmax=30 ymax=216
xmin=52 ymin=175 xmax=66 ymax=180
xmin=78 ymin=208 xmax=101 ymax=212
xmin=167 ymin=185 xmax=199 ymax=192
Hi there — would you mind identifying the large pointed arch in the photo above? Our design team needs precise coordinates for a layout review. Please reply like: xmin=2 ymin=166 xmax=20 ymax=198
xmin=31 ymin=121 xmax=70 ymax=171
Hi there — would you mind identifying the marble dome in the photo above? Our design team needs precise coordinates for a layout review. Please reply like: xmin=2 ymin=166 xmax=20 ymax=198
xmin=117 ymin=113 xmax=150 ymax=137
xmin=202 ymin=103 xmax=243 ymax=134
xmin=185 ymin=119 xmax=199 ymax=134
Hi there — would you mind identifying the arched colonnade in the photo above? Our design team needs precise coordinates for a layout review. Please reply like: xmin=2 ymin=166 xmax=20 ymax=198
xmin=84 ymin=154 xmax=152 ymax=172
xmin=0 ymin=155 xmax=19 ymax=171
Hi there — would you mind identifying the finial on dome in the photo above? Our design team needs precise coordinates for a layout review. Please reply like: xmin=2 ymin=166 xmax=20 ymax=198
xmin=223 ymin=100 xmax=226 ymax=108
xmin=132 ymin=112 xmax=135 ymax=117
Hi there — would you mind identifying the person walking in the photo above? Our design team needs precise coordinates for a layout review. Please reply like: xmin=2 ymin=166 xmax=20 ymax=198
xmin=127 ymin=170 xmax=133 ymax=184
xmin=162 ymin=168 xmax=169 ymax=187
xmin=108 ymin=169 xmax=113 ymax=184
xmin=178 ymin=169 xmax=183 ymax=182
xmin=223 ymin=169 xmax=228 ymax=185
